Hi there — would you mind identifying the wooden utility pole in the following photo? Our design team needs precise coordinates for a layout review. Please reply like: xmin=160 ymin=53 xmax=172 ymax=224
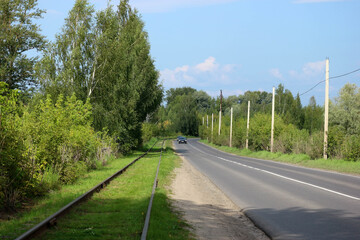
xmin=220 ymin=90 xmax=223 ymax=113
xmin=218 ymin=111 xmax=222 ymax=135
xmin=206 ymin=115 xmax=208 ymax=128
xmin=271 ymin=87 xmax=275 ymax=152
xmin=324 ymin=58 xmax=329 ymax=159
xmin=202 ymin=116 xmax=204 ymax=125
xmin=211 ymin=113 xmax=214 ymax=142
xmin=230 ymin=107 xmax=233 ymax=147
xmin=246 ymin=101 xmax=250 ymax=149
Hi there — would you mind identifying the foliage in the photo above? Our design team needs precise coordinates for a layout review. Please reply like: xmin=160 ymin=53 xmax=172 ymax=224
xmin=329 ymin=83 xmax=360 ymax=135
xmin=342 ymin=135 xmax=360 ymax=162
xmin=0 ymin=88 xmax=116 ymax=210
xmin=0 ymin=82 xmax=29 ymax=210
xmin=37 ymin=0 xmax=163 ymax=153
xmin=19 ymin=94 xmax=115 ymax=183
xmin=249 ymin=113 xmax=285 ymax=151
xmin=167 ymin=94 xmax=199 ymax=136
xmin=0 ymin=0 xmax=46 ymax=93
xmin=303 ymin=96 xmax=323 ymax=134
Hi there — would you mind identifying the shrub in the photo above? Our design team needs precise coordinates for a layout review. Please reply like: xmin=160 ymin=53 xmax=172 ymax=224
xmin=342 ymin=135 xmax=360 ymax=161
xmin=328 ymin=125 xmax=345 ymax=159
xmin=305 ymin=131 xmax=324 ymax=159
xmin=249 ymin=113 xmax=285 ymax=151
xmin=0 ymin=83 xmax=32 ymax=210
xmin=274 ymin=124 xmax=309 ymax=154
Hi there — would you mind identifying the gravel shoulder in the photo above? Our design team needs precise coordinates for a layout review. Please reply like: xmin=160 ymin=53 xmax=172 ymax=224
xmin=170 ymin=146 xmax=269 ymax=240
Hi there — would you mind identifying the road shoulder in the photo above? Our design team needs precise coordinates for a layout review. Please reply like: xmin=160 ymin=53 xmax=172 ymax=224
xmin=170 ymin=146 xmax=269 ymax=240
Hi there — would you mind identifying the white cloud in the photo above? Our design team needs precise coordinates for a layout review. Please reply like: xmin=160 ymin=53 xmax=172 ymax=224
xmin=195 ymin=56 xmax=218 ymax=72
xmin=302 ymin=60 xmax=326 ymax=76
xmin=159 ymin=56 xmax=241 ymax=90
xmin=174 ymin=65 xmax=189 ymax=73
xmin=130 ymin=0 xmax=238 ymax=13
xmin=269 ymin=68 xmax=283 ymax=79
xmin=289 ymin=60 xmax=326 ymax=79
xmin=293 ymin=0 xmax=345 ymax=3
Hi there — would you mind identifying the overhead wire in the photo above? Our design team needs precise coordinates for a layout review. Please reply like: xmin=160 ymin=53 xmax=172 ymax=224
xmin=299 ymin=67 xmax=360 ymax=96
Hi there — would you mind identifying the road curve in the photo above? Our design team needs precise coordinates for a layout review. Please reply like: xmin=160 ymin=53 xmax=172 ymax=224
xmin=174 ymin=138 xmax=360 ymax=240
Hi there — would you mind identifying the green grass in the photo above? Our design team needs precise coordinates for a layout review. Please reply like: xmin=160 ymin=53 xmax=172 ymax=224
xmin=1 ymin=141 xmax=193 ymax=240
xmin=200 ymin=139 xmax=360 ymax=175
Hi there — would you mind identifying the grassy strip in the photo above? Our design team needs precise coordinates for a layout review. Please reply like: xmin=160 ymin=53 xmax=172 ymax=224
xmin=200 ymin=139 xmax=360 ymax=175
xmin=30 ymin=140 xmax=192 ymax=240
xmin=0 ymin=152 xmax=142 ymax=239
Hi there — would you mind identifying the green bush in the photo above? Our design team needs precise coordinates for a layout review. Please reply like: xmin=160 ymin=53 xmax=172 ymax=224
xmin=328 ymin=125 xmax=345 ymax=159
xmin=305 ymin=131 xmax=323 ymax=159
xmin=249 ymin=113 xmax=285 ymax=151
xmin=342 ymin=135 xmax=360 ymax=161
xmin=274 ymin=124 xmax=309 ymax=154
xmin=19 ymin=94 xmax=115 ymax=184
xmin=0 ymin=83 xmax=30 ymax=210
xmin=1 ymin=90 xmax=117 ymax=210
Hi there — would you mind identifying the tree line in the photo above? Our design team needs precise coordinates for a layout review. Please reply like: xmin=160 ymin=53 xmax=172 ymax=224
xmin=1 ymin=0 xmax=162 ymax=210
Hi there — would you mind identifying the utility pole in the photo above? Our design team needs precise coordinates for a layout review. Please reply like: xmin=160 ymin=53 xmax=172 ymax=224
xmin=206 ymin=114 xmax=209 ymax=141
xmin=324 ymin=58 xmax=329 ymax=159
xmin=271 ymin=87 xmax=275 ymax=152
xmin=220 ymin=90 xmax=223 ymax=114
xmin=211 ymin=113 xmax=214 ymax=142
xmin=218 ymin=111 xmax=222 ymax=135
xmin=246 ymin=101 xmax=250 ymax=149
xmin=230 ymin=107 xmax=233 ymax=147
xmin=202 ymin=116 xmax=204 ymax=126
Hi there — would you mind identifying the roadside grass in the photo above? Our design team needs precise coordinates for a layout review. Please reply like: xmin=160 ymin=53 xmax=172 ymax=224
xmin=1 ymin=139 xmax=192 ymax=240
xmin=199 ymin=139 xmax=360 ymax=175
xmin=0 ymin=153 xmax=140 ymax=239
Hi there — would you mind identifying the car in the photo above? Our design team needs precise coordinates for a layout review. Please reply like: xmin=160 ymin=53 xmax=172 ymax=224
xmin=178 ymin=136 xmax=187 ymax=144
xmin=176 ymin=136 xmax=182 ymax=142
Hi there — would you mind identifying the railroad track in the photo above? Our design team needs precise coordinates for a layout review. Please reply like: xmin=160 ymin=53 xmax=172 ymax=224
xmin=15 ymin=140 xmax=165 ymax=240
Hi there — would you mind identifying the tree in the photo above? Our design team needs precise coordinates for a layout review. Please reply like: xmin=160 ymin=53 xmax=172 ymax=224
xmin=36 ymin=0 xmax=95 ymax=102
xmin=165 ymin=87 xmax=196 ymax=105
xmin=193 ymin=90 xmax=212 ymax=113
xmin=36 ymin=0 xmax=162 ymax=152
xmin=0 ymin=0 xmax=45 ymax=93
xmin=303 ymin=96 xmax=323 ymax=134
xmin=168 ymin=94 xmax=198 ymax=136
xmin=91 ymin=0 xmax=162 ymax=151
xmin=329 ymin=83 xmax=360 ymax=135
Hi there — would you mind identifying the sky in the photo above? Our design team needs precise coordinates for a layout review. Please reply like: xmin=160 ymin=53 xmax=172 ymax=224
xmin=35 ymin=0 xmax=360 ymax=105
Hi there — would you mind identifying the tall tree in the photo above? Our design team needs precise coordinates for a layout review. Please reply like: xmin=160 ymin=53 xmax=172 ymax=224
xmin=0 ymin=0 xmax=46 ymax=93
xmin=91 ymin=0 xmax=162 ymax=150
xmin=303 ymin=96 xmax=323 ymax=134
xmin=37 ymin=0 xmax=162 ymax=152
xmin=166 ymin=87 xmax=196 ymax=106
xmin=168 ymin=94 xmax=198 ymax=136
xmin=36 ymin=0 xmax=95 ymax=101
xmin=329 ymin=83 xmax=360 ymax=135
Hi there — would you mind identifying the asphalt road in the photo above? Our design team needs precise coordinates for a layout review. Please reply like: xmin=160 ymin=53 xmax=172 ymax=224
xmin=174 ymin=138 xmax=360 ymax=240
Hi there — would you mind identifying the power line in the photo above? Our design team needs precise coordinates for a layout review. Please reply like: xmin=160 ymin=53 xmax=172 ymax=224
xmin=329 ymin=67 xmax=360 ymax=79
xmin=299 ymin=67 xmax=360 ymax=96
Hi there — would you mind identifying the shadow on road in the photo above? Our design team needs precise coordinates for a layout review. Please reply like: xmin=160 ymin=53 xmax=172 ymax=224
xmin=246 ymin=207 xmax=360 ymax=240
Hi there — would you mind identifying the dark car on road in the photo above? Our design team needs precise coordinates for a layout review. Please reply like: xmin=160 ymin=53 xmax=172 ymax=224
xmin=178 ymin=136 xmax=187 ymax=144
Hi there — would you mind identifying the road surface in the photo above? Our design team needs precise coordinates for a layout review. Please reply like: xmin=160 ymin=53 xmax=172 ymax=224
xmin=174 ymin=139 xmax=360 ymax=240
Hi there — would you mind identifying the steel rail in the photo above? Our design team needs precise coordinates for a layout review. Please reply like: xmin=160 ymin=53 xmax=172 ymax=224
xmin=15 ymin=140 xmax=158 ymax=240
xmin=141 ymin=140 xmax=165 ymax=240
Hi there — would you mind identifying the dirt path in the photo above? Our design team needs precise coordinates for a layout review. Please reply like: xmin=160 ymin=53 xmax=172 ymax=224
xmin=170 ymin=152 xmax=269 ymax=240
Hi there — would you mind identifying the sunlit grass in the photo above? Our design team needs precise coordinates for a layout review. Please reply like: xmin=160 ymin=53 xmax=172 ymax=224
xmin=0 ymin=140 xmax=192 ymax=240
xmin=200 ymin=140 xmax=360 ymax=175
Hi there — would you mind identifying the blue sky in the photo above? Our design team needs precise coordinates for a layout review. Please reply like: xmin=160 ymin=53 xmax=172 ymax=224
xmin=35 ymin=0 xmax=360 ymax=105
